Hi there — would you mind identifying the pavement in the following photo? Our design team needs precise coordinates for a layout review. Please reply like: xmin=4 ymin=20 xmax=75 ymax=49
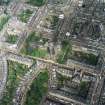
xmin=0 ymin=52 xmax=7 ymax=100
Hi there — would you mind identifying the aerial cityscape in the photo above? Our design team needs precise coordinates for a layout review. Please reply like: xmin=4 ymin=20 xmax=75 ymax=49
xmin=0 ymin=0 xmax=105 ymax=105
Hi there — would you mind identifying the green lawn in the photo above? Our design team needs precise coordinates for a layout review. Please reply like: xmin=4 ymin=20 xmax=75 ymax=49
xmin=25 ymin=71 xmax=49 ymax=105
xmin=30 ymin=48 xmax=48 ymax=58
xmin=45 ymin=15 xmax=59 ymax=29
xmin=51 ymin=15 xmax=59 ymax=29
xmin=57 ymin=72 xmax=90 ymax=100
xmin=26 ymin=0 xmax=46 ymax=6
xmin=18 ymin=9 xmax=33 ymax=23
xmin=57 ymin=73 xmax=71 ymax=88
xmin=78 ymin=81 xmax=91 ymax=99
xmin=6 ymin=35 xmax=18 ymax=44
xmin=21 ymin=32 xmax=48 ymax=58
xmin=0 ymin=14 xmax=9 ymax=31
xmin=71 ymin=51 xmax=98 ymax=65
xmin=0 ymin=61 xmax=28 ymax=105
xmin=0 ymin=0 xmax=10 ymax=5
xmin=57 ymin=40 xmax=98 ymax=65
xmin=57 ymin=40 xmax=72 ymax=64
